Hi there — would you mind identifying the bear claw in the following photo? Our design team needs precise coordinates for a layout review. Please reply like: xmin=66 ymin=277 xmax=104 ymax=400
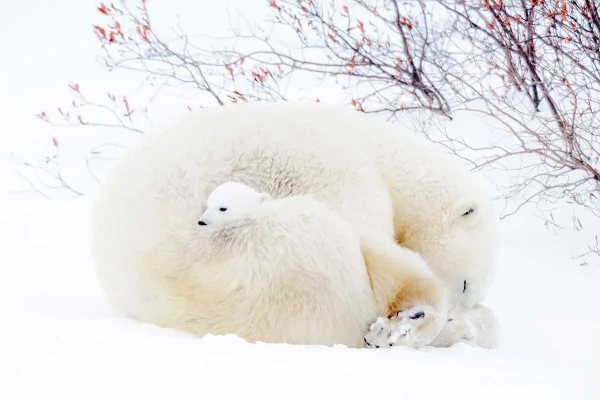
xmin=409 ymin=311 xmax=425 ymax=320
xmin=364 ymin=305 xmax=439 ymax=349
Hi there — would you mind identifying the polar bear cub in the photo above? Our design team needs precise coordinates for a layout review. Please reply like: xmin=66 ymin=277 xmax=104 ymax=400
xmin=198 ymin=182 xmax=272 ymax=226
xmin=92 ymin=178 xmax=383 ymax=348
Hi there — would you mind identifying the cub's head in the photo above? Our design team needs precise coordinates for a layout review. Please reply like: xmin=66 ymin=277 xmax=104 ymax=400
xmin=198 ymin=181 xmax=271 ymax=227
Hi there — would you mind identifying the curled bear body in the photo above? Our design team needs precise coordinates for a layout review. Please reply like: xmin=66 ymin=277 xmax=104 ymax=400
xmin=90 ymin=101 xmax=498 ymax=348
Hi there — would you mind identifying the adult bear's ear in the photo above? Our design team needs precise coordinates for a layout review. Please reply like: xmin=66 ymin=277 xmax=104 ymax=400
xmin=259 ymin=192 xmax=272 ymax=203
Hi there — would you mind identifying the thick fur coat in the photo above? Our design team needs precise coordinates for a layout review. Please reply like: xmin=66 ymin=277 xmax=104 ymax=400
xmin=90 ymin=101 xmax=499 ymax=348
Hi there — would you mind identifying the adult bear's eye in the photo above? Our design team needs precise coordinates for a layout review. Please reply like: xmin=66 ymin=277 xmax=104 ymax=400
xmin=219 ymin=207 xmax=227 ymax=212
xmin=462 ymin=208 xmax=474 ymax=216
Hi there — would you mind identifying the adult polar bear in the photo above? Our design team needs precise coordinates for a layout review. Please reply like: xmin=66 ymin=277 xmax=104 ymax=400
xmin=90 ymin=101 xmax=499 ymax=348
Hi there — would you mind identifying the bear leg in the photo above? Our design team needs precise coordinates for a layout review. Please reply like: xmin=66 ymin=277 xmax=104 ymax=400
xmin=360 ymin=233 xmax=448 ymax=348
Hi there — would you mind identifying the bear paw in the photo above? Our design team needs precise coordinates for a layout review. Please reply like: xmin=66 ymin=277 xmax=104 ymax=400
xmin=430 ymin=304 xmax=499 ymax=349
xmin=364 ymin=305 xmax=443 ymax=349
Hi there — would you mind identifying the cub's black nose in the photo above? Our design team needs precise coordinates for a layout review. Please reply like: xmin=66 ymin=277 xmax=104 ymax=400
xmin=198 ymin=220 xmax=207 ymax=226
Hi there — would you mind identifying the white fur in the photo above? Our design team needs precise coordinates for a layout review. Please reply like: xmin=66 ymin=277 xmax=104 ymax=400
xmin=93 ymin=190 xmax=378 ymax=347
xmin=90 ymin=101 xmax=499 ymax=348
xmin=198 ymin=182 xmax=271 ymax=226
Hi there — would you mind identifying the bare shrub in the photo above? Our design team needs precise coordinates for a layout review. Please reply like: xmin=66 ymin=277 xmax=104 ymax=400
xmin=33 ymin=0 xmax=600 ymax=258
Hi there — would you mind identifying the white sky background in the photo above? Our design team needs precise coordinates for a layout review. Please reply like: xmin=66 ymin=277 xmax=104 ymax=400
xmin=0 ymin=0 xmax=331 ymax=199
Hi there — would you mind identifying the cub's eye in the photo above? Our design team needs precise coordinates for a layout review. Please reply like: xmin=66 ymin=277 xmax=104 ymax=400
xmin=462 ymin=208 xmax=474 ymax=216
xmin=219 ymin=207 xmax=227 ymax=212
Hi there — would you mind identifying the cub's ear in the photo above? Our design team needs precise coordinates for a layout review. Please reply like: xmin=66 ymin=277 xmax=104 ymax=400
xmin=259 ymin=192 xmax=272 ymax=203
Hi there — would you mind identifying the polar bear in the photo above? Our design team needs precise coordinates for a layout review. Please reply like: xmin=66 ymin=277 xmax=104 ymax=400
xmin=90 ymin=101 xmax=499 ymax=349
xmin=197 ymin=181 xmax=271 ymax=226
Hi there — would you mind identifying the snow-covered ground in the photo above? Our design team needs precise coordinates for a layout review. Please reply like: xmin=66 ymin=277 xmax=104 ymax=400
xmin=0 ymin=196 xmax=598 ymax=400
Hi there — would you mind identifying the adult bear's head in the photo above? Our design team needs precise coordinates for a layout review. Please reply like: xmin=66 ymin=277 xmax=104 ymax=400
xmin=393 ymin=172 xmax=500 ymax=312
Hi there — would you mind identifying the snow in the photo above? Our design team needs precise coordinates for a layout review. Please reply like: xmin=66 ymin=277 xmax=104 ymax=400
xmin=0 ymin=196 xmax=598 ymax=400
xmin=1 ymin=0 xmax=599 ymax=398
